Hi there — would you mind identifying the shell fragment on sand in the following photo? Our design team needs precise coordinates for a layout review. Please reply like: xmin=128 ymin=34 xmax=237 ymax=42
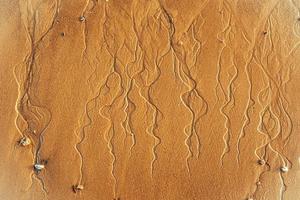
xmin=79 ymin=16 xmax=85 ymax=22
xmin=280 ymin=166 xmax=289 ymax=173
xmin=34 ymin=164 xmax=45 ymax=171
xmin=73 ymin=184 xmax=84 ymax=193
xmin=19 ymin=137 xmax=31 ymax=146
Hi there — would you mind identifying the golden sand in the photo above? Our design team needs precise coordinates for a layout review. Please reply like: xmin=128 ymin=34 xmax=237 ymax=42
xmin=0 ymin=0 xmax=300 ymax=199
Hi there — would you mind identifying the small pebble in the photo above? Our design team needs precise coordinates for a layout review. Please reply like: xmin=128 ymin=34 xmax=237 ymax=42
xmin=256 ymin=181 xmax=261 ymax=186
xmin=257 ymin=159 xmax=265 ymax=165
xmin=19 ymin=137 xmax=31 ymax=146
xmin=79 ymin=16 xmax=85 ymax=22
xmin=280 ymin=166 xmax=289 ymax=173
xmin=73 ymin=184 xmax=84 ymax=193
xmin=263 ymin=31 xmax=267 ymax=35
xmin=34 ymin=164 xmax=45 ymax=171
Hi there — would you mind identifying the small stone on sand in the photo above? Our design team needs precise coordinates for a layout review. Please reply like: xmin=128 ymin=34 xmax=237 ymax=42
xmin=79 ymin=16 xmax=85 ymax=22
xmin=19 ymin=137 xmax=31 ymax=146
xmin=280 ymin=166 xmax=289 ymax=173
xmin=257 ymin=159 xmax=265 ymax=165
xmin=34 ymin=164 xmax=45 ymax=171
xmin=73 ymin=184 xmax=84 ymax=193
xmin=257 ymin=181 xmax=261 ymax=185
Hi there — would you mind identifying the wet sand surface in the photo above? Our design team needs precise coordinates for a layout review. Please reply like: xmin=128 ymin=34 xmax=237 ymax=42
xmin=1 ymin=0 xmax=300 ymax=199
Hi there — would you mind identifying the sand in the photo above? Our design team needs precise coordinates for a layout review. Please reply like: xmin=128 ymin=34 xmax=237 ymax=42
xmin=0 ymin=0 xmax=300 ymax=199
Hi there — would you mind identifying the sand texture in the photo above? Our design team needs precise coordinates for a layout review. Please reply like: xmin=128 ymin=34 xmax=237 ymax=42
xmin=1 ymin=0 xmax=300 ymax=199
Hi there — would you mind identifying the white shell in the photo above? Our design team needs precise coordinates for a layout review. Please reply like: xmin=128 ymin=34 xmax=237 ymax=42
xmin=76 ymin=185 xmax=84 ymax=190
xmin=34 ymin=164 xmax=45 ymax=171
xmin=73 ymin=184 xmax=84 ymax=193
xmin=256 ymin=181 xmax=261 ymax=185
xmin=79 ymin=16 xmax=85 ymax=21
xmin=280 ymin=166 xmax=289 ymax=173
xmin=19 ymin=137 xmax=31 ymax=146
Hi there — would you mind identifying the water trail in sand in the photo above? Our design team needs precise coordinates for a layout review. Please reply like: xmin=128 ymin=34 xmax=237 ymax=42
xmin=215 ymin=0 xmax=234 ymax=166
xmin=249 ymin=3 xmax=298 ymax=197
xmin=130 ymin=2 xmax=175 ymax=176
xmin=14 ymin=0 xmax=60 ymax=196
xmin=159 ymin=2 xmax=208 ymax=174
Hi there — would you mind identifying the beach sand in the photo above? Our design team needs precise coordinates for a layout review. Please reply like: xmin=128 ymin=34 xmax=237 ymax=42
xmin=0 ymin=0 xmax=300 ymax=199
